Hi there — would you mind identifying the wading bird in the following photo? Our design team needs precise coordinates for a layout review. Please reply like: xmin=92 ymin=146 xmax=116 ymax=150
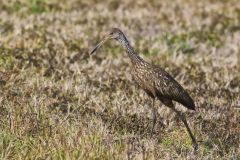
xmin=90 ymin=28 xmax=198 ymax=150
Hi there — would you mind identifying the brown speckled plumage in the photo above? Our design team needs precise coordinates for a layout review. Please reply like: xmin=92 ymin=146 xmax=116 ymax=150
xmin=90 ymin=28 xmax=198 ymax=150
xmin=132 ymin=57 xmax=195 ymax=110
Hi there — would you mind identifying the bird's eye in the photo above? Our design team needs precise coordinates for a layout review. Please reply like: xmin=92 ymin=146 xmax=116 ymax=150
xmin=110 ymin=32 xmax=113 ymax=35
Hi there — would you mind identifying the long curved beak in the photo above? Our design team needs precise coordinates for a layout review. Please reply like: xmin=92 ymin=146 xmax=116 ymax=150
xmin=89 ymin=35 xmax=110 ymax=55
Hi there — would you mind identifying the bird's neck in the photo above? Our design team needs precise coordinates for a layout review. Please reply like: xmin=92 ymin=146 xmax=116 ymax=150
xmin=125 ymin=45 xmax=144 ymax=64
xmin=118 ymin=35 xmax=144 ymax=64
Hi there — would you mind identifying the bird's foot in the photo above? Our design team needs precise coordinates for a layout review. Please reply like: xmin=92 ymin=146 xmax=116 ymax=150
xmin=192 ymin=142 xmax=199 ymax=153
xmin=150 ymin=125 xmax=157 ymax=138
xmin=150 ymin=130 xmax=155 ymax=138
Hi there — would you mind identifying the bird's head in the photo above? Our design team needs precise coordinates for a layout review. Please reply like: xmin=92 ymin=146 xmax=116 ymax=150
xmin=90 ymin=28 xmax=124 ymax=55
xmin=108 ymin=28 xmax=123 ymax=39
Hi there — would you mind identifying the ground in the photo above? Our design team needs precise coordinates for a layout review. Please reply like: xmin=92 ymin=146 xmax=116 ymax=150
xmin=0 ymin=0 xmax=239 ymax=159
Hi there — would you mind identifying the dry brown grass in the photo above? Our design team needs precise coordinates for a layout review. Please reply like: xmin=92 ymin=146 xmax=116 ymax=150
xmin=0 ymin=0 xmax=240 ymax=159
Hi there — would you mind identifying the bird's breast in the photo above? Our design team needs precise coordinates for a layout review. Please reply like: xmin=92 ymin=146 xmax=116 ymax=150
xmin=132 ymin=66 xmax=156 ymax=94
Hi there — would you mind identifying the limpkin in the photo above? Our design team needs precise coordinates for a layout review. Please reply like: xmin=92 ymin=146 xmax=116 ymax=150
xmin=90 ymin=28 xmax=198 ymax=150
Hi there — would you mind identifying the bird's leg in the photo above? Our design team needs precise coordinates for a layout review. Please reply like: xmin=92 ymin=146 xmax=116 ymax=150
xmin=150 ymin=98 xmax=156 ymax=136
xmin=172 ymin=107 xmax=198 ymax=150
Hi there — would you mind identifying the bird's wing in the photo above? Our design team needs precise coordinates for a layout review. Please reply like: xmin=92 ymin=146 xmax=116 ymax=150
xmin=152 ymin=67 xmax=195 ymax=110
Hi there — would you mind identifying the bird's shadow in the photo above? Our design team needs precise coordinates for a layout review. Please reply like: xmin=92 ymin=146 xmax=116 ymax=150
xmin=53 ymin=97 xmax=240 ymax=155
xmin=69 ymin=106 xmax=168 ymax=139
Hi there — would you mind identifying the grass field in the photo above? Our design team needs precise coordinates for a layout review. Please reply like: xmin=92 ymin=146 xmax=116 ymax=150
xmin=0 ymin=0 xmax=239 ymax=159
